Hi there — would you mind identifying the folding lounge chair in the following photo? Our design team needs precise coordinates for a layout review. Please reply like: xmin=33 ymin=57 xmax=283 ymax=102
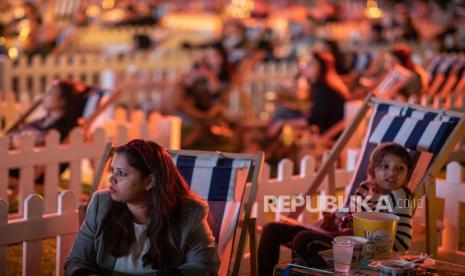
xmin=91 ymin=146 xmax=264 ymax=276
xmin=438 ymin=58 xmax=465 ymax=97
xmin=288 ymin=94 xmax=465 ymax=257
xmin=427 ymin=55 xmax=463 ymax=97
xmin=373 ymin=64 xmax=413 ymax=99
xmin=4 ymin=80 xmax=123 ymax=138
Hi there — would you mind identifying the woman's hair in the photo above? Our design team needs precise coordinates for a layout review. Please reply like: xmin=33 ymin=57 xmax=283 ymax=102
xmin=390 ymin=43 xmax=415 ymax=71
xmin=311 ymin=51 xmax=351 ymax=100
xmin=46 ymin=79 xmax=90 ymax=139
xmin=101 ymin=139 xmax=198 ymax=269
xmin=52 ymin=80 xmax=90 ymax=125
xmin=368 ymin=142 xmax=413 ymax=179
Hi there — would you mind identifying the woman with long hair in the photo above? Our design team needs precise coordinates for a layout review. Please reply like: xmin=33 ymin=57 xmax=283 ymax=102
xmin=8 ymin=79 xmax=88 ymax=149
xmin=65 ymin=139 xmax=219 ymax=275
xmin=388 ymin=43 xmax=428 ymax=98
xmin=266 ymin=50 xmax=350 ymax=142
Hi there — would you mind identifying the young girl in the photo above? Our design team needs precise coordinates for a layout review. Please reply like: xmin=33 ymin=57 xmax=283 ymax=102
xmin=258 ymin=142 xmax=414 ymax=274
xmin=352 ymin=142 xmax=413 ymax=251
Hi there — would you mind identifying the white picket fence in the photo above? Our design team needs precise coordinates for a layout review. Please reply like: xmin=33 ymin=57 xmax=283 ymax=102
xmin=0 ymin=49 xmax=194 ymax=100
xmin=0 ymin=128 xmax=106 ymax=215
xmin=0 ymin=113 xmax=180 ymax=216
xmin=100 ymin=107 xmax=182 ymax=149
xmin=0 ymin=191 xmax=78 ymax=276
xmin=253 ymin=152 xmax=357 ymax=228
xmin=0 ymin=52 xmax=298 ymax=119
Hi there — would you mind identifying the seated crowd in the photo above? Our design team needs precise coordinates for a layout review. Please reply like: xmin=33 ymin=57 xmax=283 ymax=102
xmin=2 ymin=1 xmax=465 ymax=275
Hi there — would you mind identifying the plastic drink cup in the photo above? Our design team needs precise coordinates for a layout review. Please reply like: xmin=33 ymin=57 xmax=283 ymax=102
xmin=334 ymin=236 xmax=368 ymax=262
xmin=332 ymin=240 xmax=354 ymax=273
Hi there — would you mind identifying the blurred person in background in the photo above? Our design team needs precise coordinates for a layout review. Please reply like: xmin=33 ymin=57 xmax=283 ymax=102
xmin=264 ymin=51 xmax=350 ymax=161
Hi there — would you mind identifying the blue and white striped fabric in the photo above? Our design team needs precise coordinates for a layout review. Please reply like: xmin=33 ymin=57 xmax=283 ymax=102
xmin=171 ymin=154 xmax=251 ymax=201
xmin=368 ymin=114 xmax=457 ymax=153
xmin=171 ymin=153 xmax=252 ymax=275
xmin=348 ymin=103 xmax=460 ymax=197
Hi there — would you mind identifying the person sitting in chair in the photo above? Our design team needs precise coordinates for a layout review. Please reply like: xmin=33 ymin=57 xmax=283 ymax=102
xmin=65 ymin=139 xmax=219 ymax=275
xmin=7 ymin=79 xmax=90 ymax=195
xmin=264 ymin=51 xmax=350 ymax=161
xmin=258 ymin=142 xmax=414 ymax=275
xmin=8 ymin=79 xmax=89 ymax=149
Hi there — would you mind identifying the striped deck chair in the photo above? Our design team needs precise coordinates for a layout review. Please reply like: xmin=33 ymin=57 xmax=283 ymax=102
xmin=91 ymin=148 xmax=264 ymax=276
xmin=170 ymin=150 xmax=264 ymax=276
xmin=288 ymin=94 xmax=465 ymax=257
xmin=427 ymin=55 xmax=463 ymax=96
xmin=4 ymin=82 xmax=123 ymax=138
xmin=373 ymin=64 xmax=413 ymax=99
xmin=439 ymin=58 xmax=465 ymax=96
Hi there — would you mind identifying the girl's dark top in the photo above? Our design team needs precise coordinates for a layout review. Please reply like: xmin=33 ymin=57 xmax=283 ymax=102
xmin=306 ymin=80 xmax=345 ymax=135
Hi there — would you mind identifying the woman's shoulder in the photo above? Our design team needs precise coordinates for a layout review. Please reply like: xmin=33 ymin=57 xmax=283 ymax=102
xmin=88 ymin=189 xmax=113 ymax=209
xmin=181 ymin=196 xmax=209 ymax=221
xmin=93 ymin=189 xmax=112 ymax=200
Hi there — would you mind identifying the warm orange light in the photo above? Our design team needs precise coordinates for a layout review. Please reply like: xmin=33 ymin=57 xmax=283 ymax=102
xmin=8 ymin=47 xmax=19 ymax=59
xmin=102 ymin=0 xmax=115 ymax=10
xmin=86 ymin=5 xmax=101 ymax=18
xmin=365 ymin=0 xmax=383 ymax=19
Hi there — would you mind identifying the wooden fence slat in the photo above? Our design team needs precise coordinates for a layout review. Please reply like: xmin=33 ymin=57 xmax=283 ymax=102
xmin=23 ymin=195 xmax=44 ymax=276
xmin=44 ymin=131 xmax=61 ymax=213
xmin=56 ymin=191 xmax=78 ymax=276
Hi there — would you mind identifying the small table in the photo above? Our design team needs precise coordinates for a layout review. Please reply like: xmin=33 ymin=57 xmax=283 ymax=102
xmin=274 ymin=259 xmax=465 ymax=275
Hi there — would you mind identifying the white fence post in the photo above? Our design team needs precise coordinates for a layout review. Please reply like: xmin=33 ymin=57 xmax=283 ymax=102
xmin=23 ymin=195 xmax=44 ymax=275
xmin=0 ymin=191 xmax=78 ymax=276
xmin=440 ymin=162 xmax=463 ymax=253
xmin=56 ymin=191 xmax=78 ymax=276
xmin=18 ymin=135 xmax=35 ymax=214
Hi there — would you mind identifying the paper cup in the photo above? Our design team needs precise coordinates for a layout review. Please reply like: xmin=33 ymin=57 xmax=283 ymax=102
xmin=334 ymin=236 xmax=368 ymax=262
xmin=353 ymin=212 xmax=399 ymax=258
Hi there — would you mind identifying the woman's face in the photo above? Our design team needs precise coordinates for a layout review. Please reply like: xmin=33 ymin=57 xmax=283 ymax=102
xmin=109 ymin=152 xmax=151 ymax=204
xmin=42 ymin=84 xmax=65 ymax=112
xmin=305 ymin=57 xmax=321 ymax=82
